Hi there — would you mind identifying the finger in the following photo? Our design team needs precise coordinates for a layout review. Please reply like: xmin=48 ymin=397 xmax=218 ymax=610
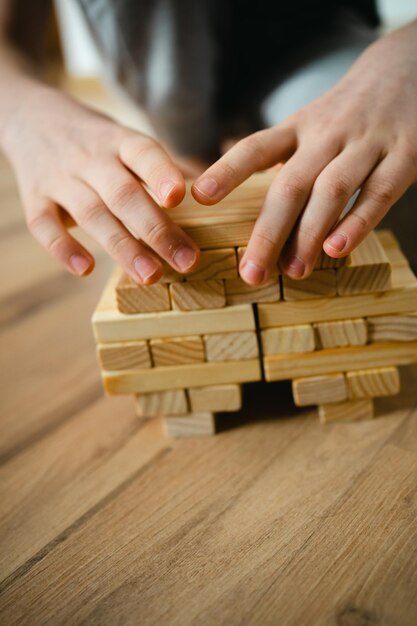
xmin=51 ymin=181 xmax=164 ymax=285
xmin=323 ymin=151 xmax=416 ymax=256
xmin=26 ymin=199 xmax=95 ymax=276
xmin=240 ymin=147 xmax=339 ymax=285
xmin=119 ymin=135 xmax=185 ymax=208
xmin=83 ymin=160 xmax=200 ymax=273
xmin=192 ymin=126 xmax=296 ymax=205
xmin=281 ymin=141 xmax=381 ymax=278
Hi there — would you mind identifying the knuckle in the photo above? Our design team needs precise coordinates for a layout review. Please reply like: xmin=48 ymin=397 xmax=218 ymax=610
xmin=217 ymin=159 xmax=240 ymax=182
xmin=365 ymin=178 xmax=396 ymax=206
xmin=110 ymin=181 xmax=138 ymax=209
xmin=297 ymin=225 xmax=322 ymax=247
xmin=319 ymin=175 xmax=352 ymax=201
xmin=350 ymin=212 xmax=370 ymax=234
xmin=253 ymin=228 xmax=277 ymax=249
xmin=278 ymin=174 xmax=307 ymax=202
xmin=46 ymin=232 xmax=69 ymax=255
xmin=239 ymin=133 xmax=265 ymax=167
xmin=106 ymin=231 xmax=133 ymax=257
xmin=143 ymin=219 xmax=172 ymax=249
xmin=123 ymin=135 xmax=157 ymax=161
xmin=26 ymin=210 xmax=47 ymax=233
xmin=77 ymin=200 xmax=104 ymax=225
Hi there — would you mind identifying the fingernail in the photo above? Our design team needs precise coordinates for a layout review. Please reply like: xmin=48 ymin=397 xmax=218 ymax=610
xmin=194 ymin=177 xmax=219 ymax=198
xmin=326 ymin=233 xmax=347 ymax=252
xmin=70 ymin=254 xmax=90 ymax=276
xmin=134 ymin=256 xmax=161 ymax=283
xmin=285 ymin=255 xmax=305 ymax=279
xmin=159 ymin=180 xmax=176 ymax=203
xmin=240 ymin=260 xmax=265 ymax=284
xmin=173 ymin=246 xmax=197 ymax=271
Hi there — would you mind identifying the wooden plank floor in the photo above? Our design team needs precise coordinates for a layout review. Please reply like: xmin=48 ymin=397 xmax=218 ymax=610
xmin=1 ymin=151 xmax=417 ymax=626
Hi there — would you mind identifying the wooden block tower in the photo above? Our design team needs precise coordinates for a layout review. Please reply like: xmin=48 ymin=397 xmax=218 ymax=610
xmin=92 ymin=173 xmax=417 ymax=436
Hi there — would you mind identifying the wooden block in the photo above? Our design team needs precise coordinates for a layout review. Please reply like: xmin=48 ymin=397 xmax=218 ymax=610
xmin=204 ymin=331 xmax=258 ymax=361
xmin=188 ymin=384 xmax=242 ymax=412
xmin=237 ymin=247 xmax=279 ymax=276
xmin=115 ymin=274 xmax=171 ymax=314
xmin=314 ymin=249 xmax=349 ymax=269
xmin=263 ymin=340 xmax=417 ymax=382
xmin=170 ymin=280 xmax=226 ymax=311
xmin=314 ymin=318 xmax=367 ymax=349
xmin=376 ymin=230 xmax=408 ymax=267
xmin=184 ymin=248 xmax=237 ymax=281
xmin=164 ymin=413 xmax=216 ymax=438
xmin=346 ymin=367 xmax=400 ymax=399
xmin=184 ymin=222 xmax=254 ymax=249
xmin=367 ymin=313 xmax=417 ymax=342
xmin=261 ymin=325 xmax=315 ymax=356
xmin=103 ymin=359 xmax=261 ymax=394
xmin=336 ymin=231 xmax=391 ymax=295
xmin=318 ymin=399 xmax=374 ymax=423
xmin=225 ymin=278 xmax=280 ymax=305
xmin=150 ymin=336 xmax=205 ymax=366
xmin=97 ymin=341 xmax=151 ymax=371
xmin=135 ymin=389 xmax=188 ymax=417
xmin=292 ymin=374 xmax=347 ymax=407
xmin=282 ymin=269 xmax=337 ymax=301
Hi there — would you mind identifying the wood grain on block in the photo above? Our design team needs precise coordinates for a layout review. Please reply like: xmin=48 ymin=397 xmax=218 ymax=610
xmin=204 ymin=331 xmax=258 ymax=361
xmin=376 ymin=230 xmax=408 ymax=267
xmin=367 ymin=312 xmax=417 ymax=342
xmin=282 ymin=269 xmax=337 ymax=301
xmin=170 ymin=280 xmax=226 ymax=311
xmin=261 ymin=325 xmax=315 ymax=356
xmin=314 ymin=249 xmax=349 ymax=269
xmin=188 ymin=384 xmax=242 ymax=413
xmin=150 ymin=336 xmax=205 ymax=367
xmin=336 ymin=231 xmax=391 ymax=295
xmin=184 ymin=221 xmax=255 ymax=249
xmin=135 ymin=389 xmax=188 ymax=417
xmin=164 ymin=413 xmax=216 ymax=438
xmin=225 ymin=278 xmax=280 ymax=305
xmin=257 ymin=261 xmax=417 ymax=329
xmin=319 ymin=399 xmax=374 ymax=423
xmin=183 ymin=248 xmax=237 ymax=281
xmin=97 ymin=341 xmax=151 ymax=371
xmin=314 ymin=318 xmax=368 ymax=349
xmin=103 ymin=359 xmax=261 ymax=394
xmin=237 ymin=247 xmax=279 ymax=276
xmin=116 ymin=274 xmax=171 ymax=314
xmin=346 ymin=367 xmax=400 ymax=399
xmin=263 ymin=340 xmax=417 ymax=381
xmin=292 ymin=373 xmax=347 ymax=407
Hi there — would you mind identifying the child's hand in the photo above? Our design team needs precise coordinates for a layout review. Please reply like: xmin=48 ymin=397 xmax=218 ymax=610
xmin=193 ymin=20 xmax=417 ymax=285
xmin=1 ymin=84 xmax=200 ymax=283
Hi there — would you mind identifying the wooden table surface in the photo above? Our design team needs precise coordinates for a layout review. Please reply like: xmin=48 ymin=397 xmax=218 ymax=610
xmin=1 ymin=151 xmax=417 ymax=626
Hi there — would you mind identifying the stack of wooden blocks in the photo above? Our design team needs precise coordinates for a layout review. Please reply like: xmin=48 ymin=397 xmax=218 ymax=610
xmin=92 ymin=173 xmax=417 ymax=437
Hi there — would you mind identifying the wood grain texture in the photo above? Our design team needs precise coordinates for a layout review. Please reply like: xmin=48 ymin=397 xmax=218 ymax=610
xmin=346 ymin=367 xmax=401 ymax=399
xmin=135 ymin=389 xmax=188 ymax=417
xmin=336 ymin=231 xmax=391 ymax=295
xmin=103 ymin=359 xmax=262 ymax=394
xmin=170 ymin=280 xmax=226 ymax=311
xmin=164 ymin=413 xmax=216 ymax=438
xmin=292 ymin=374 xmax=347 ymax=407
xmin=204 ymin=331 xmax=259 ymax=361
xmin=97 ymin=341 xmax=151 ymax=371
xmin=184 ymin=248 xmax=237 ymax=281
xmin=149 ymin=336 xmax=205 ymax=366
xmin=188 ymin=384 xmax=242 ymax=413
xmin=318 ymin=399 xmax=374 ymax=423
xmin=314 ymin=249 xmax=349 ymax=269
xmin=282 ymin=269 xmax=337 ymax=301
xmin=367 ymin=312 xmax=417 ymax=342
xmin=264 ymin=340 xmax=417 ymax=381
xmin=314 ymin=318 xmax=368 ymax=349
xmin=116 ymin=274 xmax=171 ymax=313
xmin=261 ymin=325 xmax=315 ymax=356
xmin=225 ymin=278 xmax=280 ymax=305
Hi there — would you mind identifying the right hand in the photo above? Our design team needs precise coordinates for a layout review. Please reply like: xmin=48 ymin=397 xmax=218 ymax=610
xmin=1 ymin=83 xmax=200 ymax=283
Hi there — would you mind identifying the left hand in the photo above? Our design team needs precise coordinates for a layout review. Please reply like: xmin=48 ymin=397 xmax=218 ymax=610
xmin=192 ymin=20 xmax=417 ymax=284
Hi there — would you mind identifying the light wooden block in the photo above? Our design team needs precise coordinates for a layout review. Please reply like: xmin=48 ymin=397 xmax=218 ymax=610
xmin=314 ymin=249 xmax=349 ymax=269
xmin=346 ymin=367 xmax=400 ymax=399
xmin=150 ymin=336 xmax=205 ymax=366
xmin=318 ymin=399 xmax=374 ymax=424
xmin=367 ymin=313 xmax=417 ymax=342
xmin=170 ymin=280 xmax=226 ymax=311
xmin=188 ymin=384 xmax=242 ymax=412
xmin=292 ymin=374 xmax=347 ymax=407
xmin=225 ymin=278 xmax=280 ymax=305
xmin=237 ymin=247 xmax=279 ymax=276
xmin=314 ymin=318 xmax=367 ymax=349
xmin=282 ymin=269 xmax=337 ymax=301
xmin=261 ymin=325 xmax=315 ymax=356
xmin=116 ymin=274 xmax=171 ymax=313
xmin=336 ymin=231 xmax=391 ymax=295
xmin=185 ymin=248 xmax=237 ymax=281
xmin=103 ymin=358 xmax=261 ymax=394
xmin=97 ymin=341 xmax=151 ymax=371
xmin=164 ymin=413 xmax=216 ymax=438
xmin=263 ymin=340 xmax=417 ymax=381
xmin=135 ymin=389 xmax=188 ymax=417
xmin=376 ymin=230 xmax=408 ymax=267
xmin=204 ymin=331 xmax=258 ymax=361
